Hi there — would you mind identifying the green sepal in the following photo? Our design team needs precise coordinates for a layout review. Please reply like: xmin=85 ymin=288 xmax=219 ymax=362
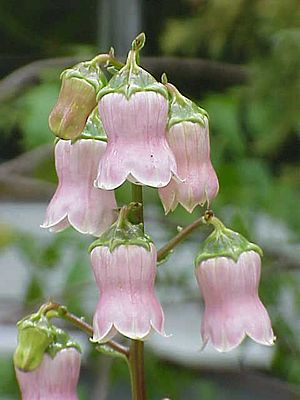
xmin=97 ymin=33 xmax=167 ymax=100
xmin=107 ymin=66 xmax=120 ymax=75
xmin=14 ymin=314 xmax=53 ymax=371
xmin=94 ymin=343 xmax=127 ymax=361
xmin=195 ymin=225 xmax=263 ymax=266
xmin=89 ymin=206 xmax=153 ymax=253
xmin=61 ymin=61 xmax=107 ymax=93
xmin=46 ymin=326 xmax=81 ymax=359
xmin=77 ymin=107 xmax=107 ymax=142
xmin=89 ymin=221 xmax=153 ymax=253
xmin=157 ymin=249 xmax=173 ymax=266
xmin=165 ymin=82 xmax=208 ymax=129
xmin=97 ymin=64 xmax=167 ymax=100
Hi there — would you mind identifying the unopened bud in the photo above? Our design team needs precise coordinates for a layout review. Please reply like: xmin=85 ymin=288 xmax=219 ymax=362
xmin=49 ymin=61 xmax=106 ymax=140
xmin=14 ymin=318 xmax=53 ymax=371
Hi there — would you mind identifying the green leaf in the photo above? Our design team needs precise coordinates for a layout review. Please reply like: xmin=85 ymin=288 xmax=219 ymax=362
xmin=17 ymin=83 xmax=60 ymax=149
xmin=25 ymin=275 xmax=44 ymax=305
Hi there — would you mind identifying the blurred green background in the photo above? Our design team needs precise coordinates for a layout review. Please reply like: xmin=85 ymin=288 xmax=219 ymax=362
xmin=0 ymin=0 xmax=299 ymax=399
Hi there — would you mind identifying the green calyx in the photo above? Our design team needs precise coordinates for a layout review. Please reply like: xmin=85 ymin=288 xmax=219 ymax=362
xmin=76 ymin=107 xmax=107 ymax=142
xmin=97 ymin=33 xmax=167 ymax=100
xmin=163 ymin=79 xmax=208 ymax=129
xmin=195 ymin=216 xmax=263 ymax=265
xmin=89 ymin=204 xmax=153 ymax=253
xmin=61 ymin=60 xmax=107 ymax=93
xmin=46 ymin=326 xmax=81 ymax=359
xmin=14 ymin=311 xmax=81 ymax=371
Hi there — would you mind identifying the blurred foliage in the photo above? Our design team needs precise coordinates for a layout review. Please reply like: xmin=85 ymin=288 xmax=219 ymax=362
xmin=1 ymin=0 xmax=300 ymax=398
xmin=0 ymin=0 xmax=97 ymax=59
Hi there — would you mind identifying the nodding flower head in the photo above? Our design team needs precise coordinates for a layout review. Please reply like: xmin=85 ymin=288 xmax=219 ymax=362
xmin=41 ymin=137 xmax=117 ymax=237
xmin=159 ymin=83 xmax=218 ymax=213
xmin=194 ymin=217 xmax=275 ymax=352
xmin=89 ymin=205 xmax=166 ymax=342
xmin=94 ymin=35 xmax=179 ymax=190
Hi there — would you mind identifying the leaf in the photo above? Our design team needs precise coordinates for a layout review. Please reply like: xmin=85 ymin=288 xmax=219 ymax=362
xmin=17 ymin=83 xmax=60 ymax=149
xmin=25 ymin=275 xmax=44 ymax=305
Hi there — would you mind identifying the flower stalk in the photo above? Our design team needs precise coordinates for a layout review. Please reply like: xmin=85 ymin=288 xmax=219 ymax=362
xmin=128 ymin=339 xmax=146 ymax=400
xmin=130 ymin=182 xmax=146 ymax=400
xmin=157 ymin=215 xmax=206 ymax=263
xmin=41 ymin=302 xmax=129 ymax=358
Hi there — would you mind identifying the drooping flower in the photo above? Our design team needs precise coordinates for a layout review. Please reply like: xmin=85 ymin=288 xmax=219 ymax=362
xmin=159 ymin=83 xmax=219 ymax=213
xmin=41 ymin=137 xmax=117 ymax=236
xmin=15 ymin=348 xmax=81 ymax=400
xmin=195 ymin=216 xmax=275 ymax=352
xmin=94 ymin=33 xmax=179 ymax=190
xmin=89 ymin=206 xmax=166 ymax=342
xmin=49 ymin=60 xmax=106 ymax=140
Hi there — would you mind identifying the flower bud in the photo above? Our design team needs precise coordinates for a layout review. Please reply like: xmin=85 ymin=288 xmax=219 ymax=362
xmin=89 ymin=206 xmax=166 ymax=342
xmin=13 ymin=315 xmax=53 ymax=372
xmin=195 ymin=217 xmax=275 ymax=352
xmin=94 ymin=34 xmax=179 ymax=189
xmin=159 ymin=83 xmax=218 ymax=213
xmin=49 ymin=61 xmax=107 ymax=140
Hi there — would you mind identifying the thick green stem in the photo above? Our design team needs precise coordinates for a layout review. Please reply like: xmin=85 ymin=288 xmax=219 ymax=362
xmin=157 ymin=216 xmax=206 ymax=262
xmin=129 ymin=183 xmax=146 ymax=400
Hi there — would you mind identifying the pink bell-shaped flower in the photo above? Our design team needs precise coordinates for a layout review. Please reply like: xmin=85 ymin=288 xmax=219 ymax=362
xmin=159 ymin=83 xmax=218 ymax=213
xmin=94 ymin=34 xmax=178 ymax=190
xmin=15 ymin=348 xmax=81 ymax=400
xmin=89 ymin=206 xmax=166 ymax=342
xmin=41 ymin=138 xmax=117 ymax=236
xmin=195 ymin=216 xmax=275 ymax=352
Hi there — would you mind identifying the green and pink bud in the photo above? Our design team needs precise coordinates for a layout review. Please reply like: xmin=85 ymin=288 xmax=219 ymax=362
xmin=49 ymin=61 xmax=106 ymax=140
xmin=14 ymin=315 xmax=53 ymax=372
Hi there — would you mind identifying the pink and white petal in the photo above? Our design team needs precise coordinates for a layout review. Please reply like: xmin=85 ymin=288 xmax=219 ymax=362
xmin=244 ymin=301 xmax=275 ymax=346
xmin=94 ymin=146 xmax=129 ymax=190
xmin=41 ymin=188 xmax=69 ymax=230
xmin=92 ymin=305 xmax=117 ymax=343
xmin=158 ymin=181 xmax=178 ymax=214
xmin=48 ymin=216 xmax=70 ymax=233
xmin=202 ymin=308 xmax=246 ymax=352
xmin=67 ymin=189 xmax=117 ymax=235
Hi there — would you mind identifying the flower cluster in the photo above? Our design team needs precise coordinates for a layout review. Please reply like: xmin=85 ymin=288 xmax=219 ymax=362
xmin=40 ymin=33 xmax=274 ymax=350
xmin=42 ymin=34 xmax=218 ymax=240
xmin=16 ymin=32 xmax=275 ymax=398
